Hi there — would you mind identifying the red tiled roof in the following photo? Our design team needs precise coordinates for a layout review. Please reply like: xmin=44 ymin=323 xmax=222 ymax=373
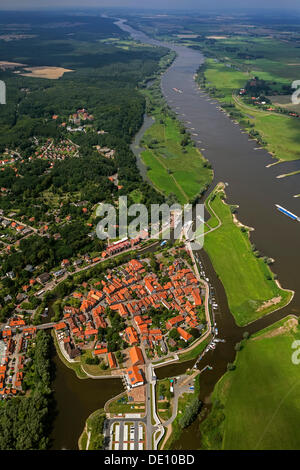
xmin=177 ymin=326 xmax=192 ymax=342
xmin=129 ymin=346 xmax=144 ymax=366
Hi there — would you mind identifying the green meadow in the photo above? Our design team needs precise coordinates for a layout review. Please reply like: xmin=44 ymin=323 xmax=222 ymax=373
xmin=204 ymin=59 xmax=249 ymax=103
xmin=140 ymin=86 xmax=213 ymax=204
xmin=199 ymin=36 xmax=300 ymax=161
xmin=201 ymin=316 xmax=300 ymax=450
xmin=203 ymin=186 xmax=292 ymax=325
xmin=234 ymin=96 xmax=300 ymax=161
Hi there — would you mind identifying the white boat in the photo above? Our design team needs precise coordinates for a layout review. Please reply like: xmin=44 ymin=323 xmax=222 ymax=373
xmin=275 ymin=204 xmax=300 ymax=222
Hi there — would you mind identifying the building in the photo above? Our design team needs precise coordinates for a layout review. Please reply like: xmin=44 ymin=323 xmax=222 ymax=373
xmin=126 ymin=365 xmax=144 ymax=388
xmin=37 ymin=272 xmax=51 ymax=284
xmin=129 ymin=346 xmax=144 ymax=366
xmin=108 ymin=352 xmax=117 ymax=369
xmin=166 ymin=314 xmax=185 ymax=330
xmin=177 ymin=326 xmax=192 ymax=342
xmin=54 ymin=322 xmax=67 ymax=332
xmin=124 ymin=326 xmax=139 ymax=346
xmin=53 ymin=269 xmax=66 ymax=279
xmin=64 ymin=342 xmax=81 ymax=359
xmin=106 ymin=238 xmax=131 ymax=256
xmin=192 ymin=288 xmax=202 ymax=306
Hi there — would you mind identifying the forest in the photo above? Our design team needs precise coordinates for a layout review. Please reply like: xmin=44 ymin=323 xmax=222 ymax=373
xmin=0 ymin=11 xmax=166 ymax=313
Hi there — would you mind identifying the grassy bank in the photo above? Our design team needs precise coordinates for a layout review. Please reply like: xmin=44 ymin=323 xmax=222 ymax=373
xmin=78 ymin=408 xmax=106 ymax=450
xmin=52 ymin=331 xmax=117 ymax=379
xmin=203 ymin=184 xmax=292 ymax=326
xmin=52 ymin=330 xmax=88 ymax=379
xmin=156 ymin=378 xmax=173 ymax=422
xmin=178 ymin=335 xmax=211 ymax=362
xmin=200 ymin=315 xmax=300 ymax=450
xmin=140 ymin=82 xmax=213 ymax=204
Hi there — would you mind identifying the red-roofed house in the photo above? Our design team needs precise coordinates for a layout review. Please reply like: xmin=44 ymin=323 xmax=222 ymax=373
xmin=108 ymin=352 xmax=117 ymax=369
xmin=177 ymin=326 xmax=192 ymax=342
xmin=126 ymin=365 xmax=144 ymax=388
xmin=124 ymin=326 xmax=138 ymax=345
xmin=166 ymin=314 xmax=184 ymax=330
xmin=129 ymin=346 xmax=144 ymax=366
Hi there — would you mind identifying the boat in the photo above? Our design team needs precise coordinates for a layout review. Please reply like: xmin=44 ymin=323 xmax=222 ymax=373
xmin=172 ymin=87 xmax=183 ymax=93
xmin=275 ymin=204 xmax=300 ymax=222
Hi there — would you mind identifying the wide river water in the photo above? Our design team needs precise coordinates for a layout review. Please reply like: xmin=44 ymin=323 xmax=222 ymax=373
xmin=50 ymin=19 xmax=300 ymax=450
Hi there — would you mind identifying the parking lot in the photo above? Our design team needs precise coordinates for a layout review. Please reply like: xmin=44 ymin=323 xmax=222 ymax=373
xmin=109 ymin=420 xmax=145 ymax=450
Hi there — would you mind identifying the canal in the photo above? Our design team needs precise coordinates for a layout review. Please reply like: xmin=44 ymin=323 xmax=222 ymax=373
xmin=50 ymin=354 xmax=123 ymax=450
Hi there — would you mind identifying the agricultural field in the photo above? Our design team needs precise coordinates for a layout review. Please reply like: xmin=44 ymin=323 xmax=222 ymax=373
xmin=201 ymin=316 xmax=300 ymax=450
xmin=196 ymin=34 xmax=300 ymax=161
xmin=204 ymin=59 xmax=249 ymax=103
xmin=203 ymin=185 xmax=292 ymax=325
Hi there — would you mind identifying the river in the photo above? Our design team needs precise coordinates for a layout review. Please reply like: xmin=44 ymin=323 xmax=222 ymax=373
xmin=50 ymin=354 xmax=123 ymax=450
xmin=116 ymin=18 xmax=300 ymax=448
xmin=51 ymin=18 xmax=300 ymax=450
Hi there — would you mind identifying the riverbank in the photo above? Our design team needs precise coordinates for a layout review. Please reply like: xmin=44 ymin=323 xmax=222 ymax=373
xmin=115 ymin=17 xmax=300 ymax=453
xmin=160 ymin=374 xmax=202 ymax=450
xmin=78 ymin=408 xmax=106 ymax=450
xmin=200 ymin=315 xmax=300 ymax=450
xmin=138 ymin=80 xmax=213 ymax=204
xmin=52 ymin=330 xmax=126 ymax=380
xmin=203 ymin=183 xmax=293 ymax=326
xmin=197 ymin=59 xmax=300 ymax=162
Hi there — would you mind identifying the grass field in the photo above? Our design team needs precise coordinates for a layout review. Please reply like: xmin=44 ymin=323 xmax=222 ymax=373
xmin=177 ymin=336 xmax=211 ymax=362
xmin=204 ymin=59 xmax=249 ymax=103
xmin=201 ymin=316 xmax=300 ymax=450
xmin=203 ymin=185 xmax=292 ymax=325
xmin=233 ymin=95 xmax=300 ymax=161
xmin=163 ymin=392 xmax=191 ymax=449
xmin=200 ymin=53 xmax=300 ymax=161
xmin=141 ymin=86 xmax=213 ymax=204
xmin=78 ymin=408 xmax=106 ymax=450
xmin=201 ymin=36 xmax=300 ymax=82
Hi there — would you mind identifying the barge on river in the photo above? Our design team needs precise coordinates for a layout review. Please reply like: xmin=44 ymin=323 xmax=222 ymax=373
xmin=275 ymin=204 xmax=300 ymax=222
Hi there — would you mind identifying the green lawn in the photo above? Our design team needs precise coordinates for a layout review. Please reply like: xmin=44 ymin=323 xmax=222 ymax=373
xmin=203 ymin=185 xmax=292 ymax=325
xmin=108 ymin=397 xmax=145 ymax=414
xmin=201 ymin=316 xmax=300 ymax=450
xmin=141 ymin=86 xmax=213 ymax=204
xmin=156 ymin=378 xmax=172 ymax=422
xmin=163 ymin=392 xmax=193 ymax=450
